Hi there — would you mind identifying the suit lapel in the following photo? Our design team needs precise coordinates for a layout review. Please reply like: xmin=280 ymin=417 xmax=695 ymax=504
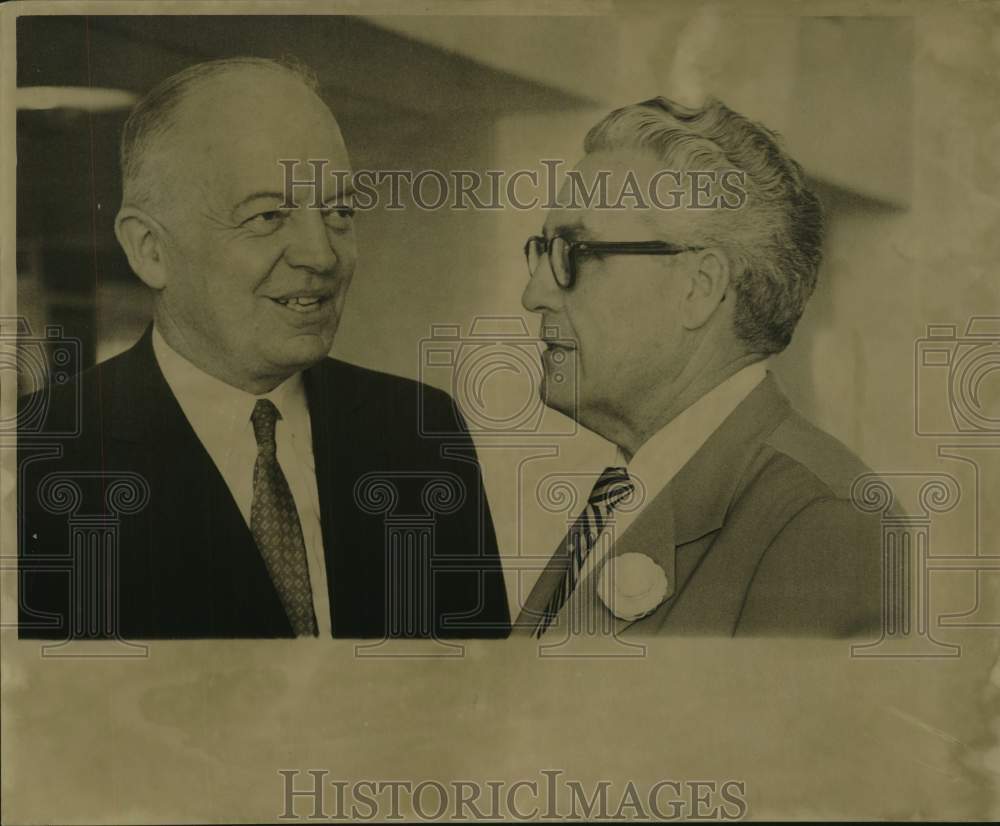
xmin=513 ymin=528 xmax=575 ymax=635
xmin=524 ymin=373 xmax=794 ymax=638
xmin=628 ymin=373 xmax=793 ymax=633
xmin=303 ymin=358 xmax=372 ymax=636
xmin=110 ymin=327 xmax=292 ymax=637
xmin=671 ymin=374 xmax=790 ymax=540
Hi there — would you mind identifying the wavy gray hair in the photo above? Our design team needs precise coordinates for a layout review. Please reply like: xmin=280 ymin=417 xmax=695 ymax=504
xmin=584 ymin=97 xmax=824 ymax=355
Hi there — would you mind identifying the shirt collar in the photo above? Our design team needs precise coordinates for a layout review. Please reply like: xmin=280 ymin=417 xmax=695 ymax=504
xmin=614 ymin=361 xmax=768 ymax=499
xmin=151 ymin=326 xmax=308 ymax=443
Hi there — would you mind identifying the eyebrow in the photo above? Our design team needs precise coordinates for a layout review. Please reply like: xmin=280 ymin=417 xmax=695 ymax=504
xmin=545 ymin=220 xmax=587 ymax=240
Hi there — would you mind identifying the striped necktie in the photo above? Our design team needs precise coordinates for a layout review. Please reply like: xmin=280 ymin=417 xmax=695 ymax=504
xmin=534 ymin=466 xmax=635 ymax=638
xmin=250 ymin=399 xmax=318 ymax=637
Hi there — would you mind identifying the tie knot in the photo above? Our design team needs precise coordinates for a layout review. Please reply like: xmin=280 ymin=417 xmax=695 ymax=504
xmin=588 ymin=466 xmax=634 ymax=511
xmin=251 ymin=399 xmax=282 ymax=452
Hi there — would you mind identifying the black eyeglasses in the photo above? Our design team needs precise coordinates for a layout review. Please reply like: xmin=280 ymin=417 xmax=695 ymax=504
xmin=524 ymin=234 xmax=704 ymax=289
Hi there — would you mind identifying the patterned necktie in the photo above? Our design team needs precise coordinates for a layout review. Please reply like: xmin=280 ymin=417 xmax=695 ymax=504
xmin=250 ymin=399 xmax=318 ymax=637
xmin=534 ymin=466 xmax=635 ymax=637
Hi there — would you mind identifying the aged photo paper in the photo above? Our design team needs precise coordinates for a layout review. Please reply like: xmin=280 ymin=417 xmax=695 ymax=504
xmin=2 ymin=0 xmax=998 ymax=821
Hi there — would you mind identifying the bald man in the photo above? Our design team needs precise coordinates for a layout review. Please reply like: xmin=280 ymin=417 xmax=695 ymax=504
xmin=18 ymin=58 xmax=510 ymax=640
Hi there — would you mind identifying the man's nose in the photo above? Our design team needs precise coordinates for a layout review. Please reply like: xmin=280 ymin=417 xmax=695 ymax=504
xmin=285 ymin=210 xmax=340 ymax=274
xmin=521 ymin=261 xmax=561 ymax=313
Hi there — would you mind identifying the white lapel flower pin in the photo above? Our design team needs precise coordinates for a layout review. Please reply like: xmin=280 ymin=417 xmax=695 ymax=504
xmin=597 ymin=552 xmax=670 ymax=621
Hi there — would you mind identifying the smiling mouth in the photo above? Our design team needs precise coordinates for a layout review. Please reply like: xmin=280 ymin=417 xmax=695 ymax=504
xmin=269 ymin=295 xmax=330 ymax=313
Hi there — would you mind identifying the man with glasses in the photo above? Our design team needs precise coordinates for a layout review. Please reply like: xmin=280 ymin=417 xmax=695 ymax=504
xmin=516 ymin=97 xmax=882 ymax=639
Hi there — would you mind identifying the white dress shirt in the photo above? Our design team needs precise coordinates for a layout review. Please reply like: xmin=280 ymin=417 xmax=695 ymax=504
xmin=579 ymin=362 xmax=769 ymax=585
xmin=152 ymin=328 xmax=331 ymax=637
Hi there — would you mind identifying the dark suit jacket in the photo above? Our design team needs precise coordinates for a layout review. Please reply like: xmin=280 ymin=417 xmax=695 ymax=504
xmin=18 ymin=327 xmax=510 ymax=639
xmin=517 ymin=373 xmax=883 ymax=638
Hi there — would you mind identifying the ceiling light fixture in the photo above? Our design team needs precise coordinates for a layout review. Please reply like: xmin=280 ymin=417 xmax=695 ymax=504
xmin=16 ymin=86 xmax=138 ymax=112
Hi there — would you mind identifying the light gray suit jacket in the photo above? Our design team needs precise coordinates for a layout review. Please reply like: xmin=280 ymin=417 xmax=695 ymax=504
xmin=516 ymin=374 xmax=884 ymax=638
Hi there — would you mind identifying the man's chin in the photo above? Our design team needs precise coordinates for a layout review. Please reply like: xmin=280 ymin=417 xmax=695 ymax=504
xmin=539 ymin=379 xmax=577 ymax=421
xmin=267 ymin=333 xmax=336 ymax=374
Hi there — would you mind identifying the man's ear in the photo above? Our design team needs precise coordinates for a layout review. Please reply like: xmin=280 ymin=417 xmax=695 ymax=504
xmin=114 ymin=207 xmax=169 ymax=290
xmin=681 ymin=248 xmax=731 ymax=330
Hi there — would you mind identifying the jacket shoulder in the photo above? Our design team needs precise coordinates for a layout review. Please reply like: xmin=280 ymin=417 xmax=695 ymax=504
xmin=17 ymin=342 xmax=139 ymax=441
xmin=762 ymin=410 xmax=873 ymax=500
xmin=316 ymin=357 xmax=437 ymax=394
xmin=314 ymin=357 xmax=462 ymax=426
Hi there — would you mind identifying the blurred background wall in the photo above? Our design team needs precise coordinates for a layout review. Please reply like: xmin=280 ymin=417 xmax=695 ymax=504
xmin=15 ymin=10 xmax=1000 ymax=616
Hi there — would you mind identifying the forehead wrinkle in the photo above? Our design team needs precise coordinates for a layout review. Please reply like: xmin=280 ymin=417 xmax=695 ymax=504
xmin=183 ymin=128 xmax=343 ymax=220
xmin=232 ymin=191 xmax=286 ymax=210
xmin=140 ymin=69 xmax=349 ymax=225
